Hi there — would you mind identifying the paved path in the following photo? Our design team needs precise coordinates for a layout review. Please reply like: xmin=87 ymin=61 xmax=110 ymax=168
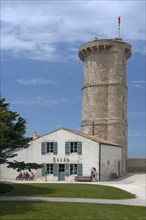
xmin=0 ymin=196 xmax=145 ymax=206
xmin=96 ymin=173 xmax=146 ymax=206
xmin=1 ymin=173 xmax=146 ymax=206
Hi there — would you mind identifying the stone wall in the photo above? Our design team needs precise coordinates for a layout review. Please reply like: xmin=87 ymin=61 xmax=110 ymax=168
xmin=127 ymin=158 xmax=146 ymax=172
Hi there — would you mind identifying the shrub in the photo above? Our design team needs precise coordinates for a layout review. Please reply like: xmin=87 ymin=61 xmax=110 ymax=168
xmin=0 ymin=183 xmax=14 ymax=194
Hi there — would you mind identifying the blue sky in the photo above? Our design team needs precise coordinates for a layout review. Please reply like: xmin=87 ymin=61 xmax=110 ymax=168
xmin=1 ymin=0 xmax=145 ymax=158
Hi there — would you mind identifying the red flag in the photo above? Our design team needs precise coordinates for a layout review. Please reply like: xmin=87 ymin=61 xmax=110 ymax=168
xmin=118 ymin=16 xmax=121 ymax=25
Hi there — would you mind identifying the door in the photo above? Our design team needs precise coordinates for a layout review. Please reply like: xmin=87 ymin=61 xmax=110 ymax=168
xmin=58 ymin=164 xmax=65 ymax=181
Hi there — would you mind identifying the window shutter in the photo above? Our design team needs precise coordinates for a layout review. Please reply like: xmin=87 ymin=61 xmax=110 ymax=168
xmin=77 ymin=164 xmax=82 ymax=176
xmin=42 ymin=163 xmax=46 ymax=176
xmin=41 ymin=142 xmax=47 ymax=155
xmin=53 ymin=142 xmax=58 ymax=155
xmin=65 ymin=142 xmax=70 ymax=155
xmin=53 ymin=164 xmax=58 ymax=176
xmin=65 ymin=164 xmax=70 ymax=176
xmin=77 ymin=142 xmax=82 ymax=155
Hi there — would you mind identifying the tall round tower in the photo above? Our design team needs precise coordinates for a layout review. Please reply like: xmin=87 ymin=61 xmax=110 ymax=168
xmin=79 ymin=38 xmax=131 ymax=173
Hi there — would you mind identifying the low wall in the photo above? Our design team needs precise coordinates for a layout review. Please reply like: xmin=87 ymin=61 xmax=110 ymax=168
xmin=127 ymin=158 xmax=146 ymax=172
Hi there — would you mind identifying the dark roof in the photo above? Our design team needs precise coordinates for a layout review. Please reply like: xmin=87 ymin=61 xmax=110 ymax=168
xmin=33 ymin=127 xmax=122 ymax=147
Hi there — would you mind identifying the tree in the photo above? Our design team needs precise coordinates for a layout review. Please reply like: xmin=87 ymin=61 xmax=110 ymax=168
xmin=0 ymin=97 xmax=41 ymax=171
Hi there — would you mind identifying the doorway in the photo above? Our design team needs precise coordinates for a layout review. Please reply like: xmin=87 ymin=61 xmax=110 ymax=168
xmin=58 ymin=164 xmax=65 ymax=181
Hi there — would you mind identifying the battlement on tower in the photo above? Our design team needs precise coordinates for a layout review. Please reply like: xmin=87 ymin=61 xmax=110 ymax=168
xmin=78 ymin=38 xmax=131 ymax=60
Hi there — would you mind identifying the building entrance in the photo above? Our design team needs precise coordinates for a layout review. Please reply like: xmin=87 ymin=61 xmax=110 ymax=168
xmin=58 ymin=164 xmax=65 ymax=181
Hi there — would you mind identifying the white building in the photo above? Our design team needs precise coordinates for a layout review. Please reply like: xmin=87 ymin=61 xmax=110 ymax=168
xmin=1 ymin=128 xmax=122 ymax=181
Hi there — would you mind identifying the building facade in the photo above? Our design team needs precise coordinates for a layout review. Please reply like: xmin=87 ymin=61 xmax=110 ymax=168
xmin=78 ymin=38 xmax=132 ymax=173
xmin=1 ymin=128 xmax=122 ymax=181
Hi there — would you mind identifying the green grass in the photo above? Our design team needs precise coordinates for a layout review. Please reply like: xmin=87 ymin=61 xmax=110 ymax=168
xmin=0 ymin=201 xmax=145 ymax=220
xmin=0 ymin=183 xmax=135 ymax=199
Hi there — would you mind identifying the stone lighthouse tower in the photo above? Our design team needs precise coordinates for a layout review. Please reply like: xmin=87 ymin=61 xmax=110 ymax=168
xmin=78 ymin=38 xmax=131 ymax=173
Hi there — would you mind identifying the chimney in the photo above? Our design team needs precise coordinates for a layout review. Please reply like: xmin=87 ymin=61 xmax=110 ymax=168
xmin=32 ymin=132 xmax=39 ymax=139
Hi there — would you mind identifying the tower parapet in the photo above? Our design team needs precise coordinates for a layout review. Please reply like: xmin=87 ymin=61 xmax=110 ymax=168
xmin=79 ymin=38 xmax=131 ymax=61
xmin=79 ymin=38 xmax=132 ymax=174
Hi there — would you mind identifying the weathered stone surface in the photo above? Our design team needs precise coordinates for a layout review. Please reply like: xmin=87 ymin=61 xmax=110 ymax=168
xmin=127 ymin=158 xmax=146 ymax=172
xmin=79 ymin=38 xmax=132 ymax=174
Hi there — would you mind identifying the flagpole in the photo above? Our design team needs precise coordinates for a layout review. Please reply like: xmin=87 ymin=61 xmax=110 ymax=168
xmin=118 ymin=25 xmax=120 ymax=38
xmin=118 ymin=16 xmax=121 ymax=38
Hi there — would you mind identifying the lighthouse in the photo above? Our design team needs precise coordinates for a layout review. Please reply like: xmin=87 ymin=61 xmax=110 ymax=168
xmin=79 ymin=37 xmax=131 ymax=173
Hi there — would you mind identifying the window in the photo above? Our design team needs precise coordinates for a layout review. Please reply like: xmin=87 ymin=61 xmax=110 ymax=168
xmin=65 ymin=142 xmax=82 ymax=155
xmin=70 ymin=142 xmax=78 ymax=153
xmin=47 ymin=164 xmax=53 ymax=174
xmin=70 ymin=164 xmax=77 ymax=175
xmin=41 ymin=142 xmax=57 ymax=155
xmin=42 ymin=163 xmax=59 ymax=176
xmin=47 ymin=142 xmax=54 ymax=153
xmin=99 ymin=45 xmax=104 ymax=51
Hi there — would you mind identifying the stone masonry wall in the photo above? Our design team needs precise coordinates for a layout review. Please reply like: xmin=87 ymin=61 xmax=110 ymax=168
xmin=127 ymin=158 xmax=146 ymax=172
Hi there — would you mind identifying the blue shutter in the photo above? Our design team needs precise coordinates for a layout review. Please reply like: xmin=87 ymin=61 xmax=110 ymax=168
xmin=41 ymin=142 xmax=47 ymax=155
xmin=53 ymin=164 xmax=58 ymax=176
xmin=65 ymin=142 xmax=70 ymax=155
xmin=77 ymin=142 xmax=82 ymax=155
xmin=65 ymin=164 xmax=70 ymax=176
xmin=77 ymin=164 xmax=82 ymax=176
xmin=53 ymin=142 xmax=58 ymax=155
xmin=42 ymin=163 xmax=47 ymax=176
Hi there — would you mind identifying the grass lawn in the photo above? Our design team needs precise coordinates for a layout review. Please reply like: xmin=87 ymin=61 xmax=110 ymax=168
xmin=0 ymin=201 xmax=145 ymax=220
xmin=0 ymin=183 xmax=135 ymax=199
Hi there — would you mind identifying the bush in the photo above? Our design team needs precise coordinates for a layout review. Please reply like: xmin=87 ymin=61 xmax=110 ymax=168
xmin=0 ymin=183 xmax=14 ymax=194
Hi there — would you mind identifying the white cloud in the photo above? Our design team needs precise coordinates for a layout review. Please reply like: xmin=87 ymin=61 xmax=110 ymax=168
xmin=11 ymin=96 xmax=67 ymax=107
xmin=128 ymin=130 xmax=146 ymax=137
xmin=17 ymin=78 xmax=58 ymax=86
xmin=1 ymin=1 xmax=145 ymax=61
xmin=129 ymin=80 xmax=146 ymax=89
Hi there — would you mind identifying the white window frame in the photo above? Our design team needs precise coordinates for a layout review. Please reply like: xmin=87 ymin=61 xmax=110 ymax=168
xmin=47 ymin=142 xmax=54 ymax=153
xmin=70 ymin=164 xmax=77 ymax=175
xmin=47 ymin=164 xmax=53 ymax=174
xmin=70 ymin=142 xmax=78 ymax=153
